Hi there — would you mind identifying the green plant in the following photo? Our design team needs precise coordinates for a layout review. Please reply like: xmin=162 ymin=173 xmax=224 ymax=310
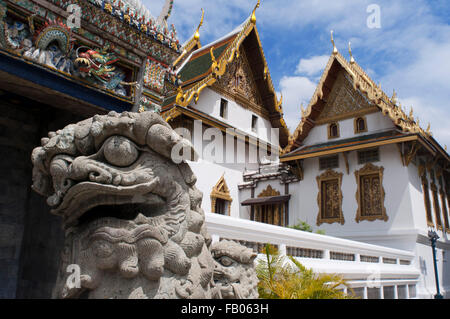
xmin=256 ymin=244 xmax=355 ymax=299
xmin=288 ymin=219 xmax=325 ymax=235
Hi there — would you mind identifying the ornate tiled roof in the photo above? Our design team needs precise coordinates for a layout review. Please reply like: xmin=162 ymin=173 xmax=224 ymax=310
xmin=166 ymin=0 xmax=290 ymax=148
xmin=283 ymin=45 xmax=447 ymax=161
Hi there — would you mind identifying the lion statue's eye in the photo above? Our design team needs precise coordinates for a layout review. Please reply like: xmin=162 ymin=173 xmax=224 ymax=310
xmin=218 ymin=256 xmax=234 ymax=267
xmin=92 ymin=240 xmax=114 ymax=258
xmin=103 ymin=136 xmax=139 ymax=167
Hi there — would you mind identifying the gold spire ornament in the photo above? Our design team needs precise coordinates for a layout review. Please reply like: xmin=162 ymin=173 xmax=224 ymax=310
xmin=301 ymin=103 xmax=306 ymax=117
xmin=391 ymin=89 xmax=397 ymax=105
xmin=348 ymin=41 xmax=355 ymax=64
xmin=251 ymin=0 xmax=260 ymax=24
xmin=426 ymin=123 xmax=431 ymax=135
xmin=331 ymin=30 xmax=338 ymax=55
xmin=194 ymin=8 xmax=204 ymax=41
xmin=409 ymin=107 xmax=414 ymax=120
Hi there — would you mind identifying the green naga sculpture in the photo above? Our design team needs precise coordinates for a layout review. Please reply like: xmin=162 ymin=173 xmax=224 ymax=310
xmin=75 ymin=43 xmax=137 ymax=91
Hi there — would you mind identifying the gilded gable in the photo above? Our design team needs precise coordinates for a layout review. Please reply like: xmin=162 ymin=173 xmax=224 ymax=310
xmin=316 ymin=70 xmax=378 ymax=124
xmin=214 ymin=48 xmax=263 ymax=110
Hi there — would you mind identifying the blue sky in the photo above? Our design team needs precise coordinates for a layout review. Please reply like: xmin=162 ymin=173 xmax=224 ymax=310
xmin=144 ymin=0 xmax=450 ymax=149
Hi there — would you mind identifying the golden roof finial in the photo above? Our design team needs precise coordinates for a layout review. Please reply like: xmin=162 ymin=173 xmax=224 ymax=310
xmin=445 ymin=145 xmax=447 ymax=152
xmin=276 ymin=93 xmax=283 ymax=111
xmin=391 ymin=89 xmax=397 ymax=105
xmin=426 ymin=122 xmax=431 ymax=135
xmin=194 ymin=8 xmax=205 ymax=41
xmin=348 ymin=41 xmax=355 ymax=64
xmin=409 ymin=107 xmax=414 ymax=119
xmin=331 ymin=30 xmax=338 ymax=55
xmin=251 ymin=0 xmax=260 ymax=24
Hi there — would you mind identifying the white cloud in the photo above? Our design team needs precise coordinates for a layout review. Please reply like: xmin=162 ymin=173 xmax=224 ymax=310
xmin=279 ymin=76 xmax=317 ymax=131
xmin=296 ymin=55 xmax=329 ymax=76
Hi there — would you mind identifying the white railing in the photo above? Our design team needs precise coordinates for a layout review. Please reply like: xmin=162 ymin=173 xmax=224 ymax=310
xmin=205 ymin=213 xmax=421 ymax=299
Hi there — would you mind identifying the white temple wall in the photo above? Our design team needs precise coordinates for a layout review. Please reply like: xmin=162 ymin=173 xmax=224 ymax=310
xmin=288 ymin=144 xmax=415 ymax=236
xmin=303 ymin=112 xmax=396 ymax=146
xmin=189 ymin=88 xmax=275 ymax=144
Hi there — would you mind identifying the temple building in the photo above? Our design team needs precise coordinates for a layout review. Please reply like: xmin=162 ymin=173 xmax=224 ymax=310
xmin=0 ymin=0 xmax=448 ymax=299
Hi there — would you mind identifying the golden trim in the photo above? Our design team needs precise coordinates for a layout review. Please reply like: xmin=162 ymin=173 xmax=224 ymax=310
xmin=258 ymin=185 xmax=280 ymax=197
xmin=354 ymin=116 xmax=368 ymax=134
xmin=355 ymin=163 xmax=388 ymax=223
xmin=316 ymin=169 xmax=345 ymax=226
xmin=210 ymin=175 xmax=232 ymax=215
xmin=281 ymin=135 xmax=418 ymax=162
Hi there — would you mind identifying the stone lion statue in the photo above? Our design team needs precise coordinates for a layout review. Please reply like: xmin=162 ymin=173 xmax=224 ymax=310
xmin=211 ymin=240 xmax=259 ymax=299
xmin=31 ymin=111 xmax=258 ymax=299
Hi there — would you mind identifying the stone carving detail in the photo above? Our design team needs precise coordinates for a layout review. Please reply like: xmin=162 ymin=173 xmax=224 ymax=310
xmin=31 ymin=111 xmax=258 ymax=299
xmin=211 ymin=240 xmax=258 ymax=299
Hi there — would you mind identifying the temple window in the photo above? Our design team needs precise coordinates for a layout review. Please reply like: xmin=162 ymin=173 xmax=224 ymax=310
xmin=431 ymin=183 xmax=442 ymax=230
xmin=421 ymin=176 xmax=434 ymax=226
xmin=220 ymin=98 xmax=228 ymax=119
xmin=354 ymin=117 xmax=368 ymax=134
xmin=357 ymin=148 xmax=379 ymax=164
xmin=210 ymin=175 xmax=232 ymax=215
xmin=328 ymin=122 xmax=339 ymax=139
xmin=316 ymin=170 xmax=344 ymax=225
xmin=355 ymin=163 xmax=388 ymax=223
xmin=251 ymin=115 xmax=258 ymax=133
xmin=319 ymin=155 xmax=339 ymax=170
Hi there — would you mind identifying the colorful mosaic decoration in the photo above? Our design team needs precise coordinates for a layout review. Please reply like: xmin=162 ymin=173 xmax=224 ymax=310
xmin=0 ymin=0 xmax=190 ymax=108
xmin=143 ymin=57 xmax=168 ymax=93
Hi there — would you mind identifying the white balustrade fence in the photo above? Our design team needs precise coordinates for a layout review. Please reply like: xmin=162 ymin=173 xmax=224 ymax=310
xmin=206 ymin=213 xmax=420 ymax=299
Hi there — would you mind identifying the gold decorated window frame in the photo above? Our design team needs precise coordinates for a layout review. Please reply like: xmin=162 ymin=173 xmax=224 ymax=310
xmin=354 ymin=116 xmax=368 ymax=134
xmin=316 ymin=170 xmax=345 ymax=226
xmin=328 ymin=122 xmax=340 ymax=139
xmin=210 ymin=175 xmax=233 ymax=215
xmin=355 ymin=163 xmax=388 ymax=223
